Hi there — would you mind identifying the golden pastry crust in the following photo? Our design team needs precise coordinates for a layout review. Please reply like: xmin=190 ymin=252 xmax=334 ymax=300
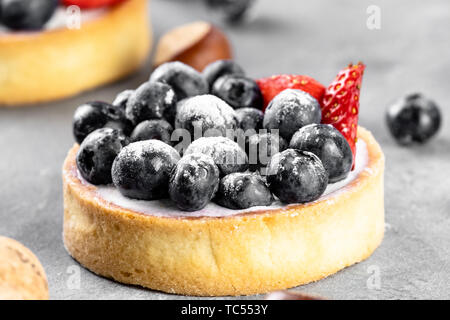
xmin=0 ymin=0 xmax=151 ymax=106
xmin=0 ymin=237 xmax=49 ymax=300
xmin=62 ymin=126 xmax=385 ymax=296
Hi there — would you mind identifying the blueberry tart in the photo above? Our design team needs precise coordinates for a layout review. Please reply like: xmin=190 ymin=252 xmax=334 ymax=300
xmin=62 ymin=61 xmax=385 ymax=296
xmin=0 ymin=0 xmax=151 ymax=105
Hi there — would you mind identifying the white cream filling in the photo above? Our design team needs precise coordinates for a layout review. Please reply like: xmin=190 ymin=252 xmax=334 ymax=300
xmin=78 ymin=139 xmax=369 ymax=218
xmin=0 ymin=7 xmax=106 ymax=34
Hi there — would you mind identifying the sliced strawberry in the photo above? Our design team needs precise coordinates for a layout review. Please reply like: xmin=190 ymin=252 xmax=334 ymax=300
xmin=256 ymin=75 xmax=325 ymax=111
xmin=321 ymin=62 xmax=365 ymax=169
xmin=62 ymin=0 xmax=124 ymax=9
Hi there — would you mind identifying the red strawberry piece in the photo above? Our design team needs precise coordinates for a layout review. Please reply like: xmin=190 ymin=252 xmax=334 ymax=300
xmin=256 ymin=75 xmax=326 ymax=111
xmin=321 ymin=62 xmax=365 ymax=169
xmin=62 ymin=0 xmax=124 ymax=9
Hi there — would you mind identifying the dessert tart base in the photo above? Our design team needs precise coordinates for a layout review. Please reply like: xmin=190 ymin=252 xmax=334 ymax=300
xmin=0 ymin=0 xmax=151 ymax=106
xmin=62 ymin=127 xmax=384 ymax=296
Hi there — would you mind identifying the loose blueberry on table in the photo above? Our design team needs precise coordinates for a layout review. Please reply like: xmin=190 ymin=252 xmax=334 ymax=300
xmin=72 ymin=59 xmax=366 ymax=212
xmin=386 ymin=93 xmax=441 ymax=145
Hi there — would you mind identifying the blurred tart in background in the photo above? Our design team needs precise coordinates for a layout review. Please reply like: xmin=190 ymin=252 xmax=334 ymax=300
xmin=0 ymin=0 xmax=152 ymax=106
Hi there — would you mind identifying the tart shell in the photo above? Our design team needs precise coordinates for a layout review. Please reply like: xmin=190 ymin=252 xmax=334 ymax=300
xmin=0 ymin=0 xmax=151 ymax=106
xmin=62 ymin=126 xmax=385 ymax=296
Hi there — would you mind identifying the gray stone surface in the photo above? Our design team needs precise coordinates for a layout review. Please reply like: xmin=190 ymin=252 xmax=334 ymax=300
xmin=0 ymin=0 xmax=449 ymax=300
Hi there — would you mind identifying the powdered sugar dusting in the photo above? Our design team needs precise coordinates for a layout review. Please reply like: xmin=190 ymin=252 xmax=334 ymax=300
xmin=175 ymin=95 xmax=237 ymax=134
xmin=164 ymin=89 xmax=175 ymax=105
xmin=76 ymin=140 xmax=369 ymax=218
xmin=185 ymin=136 xmax=248 ymax=175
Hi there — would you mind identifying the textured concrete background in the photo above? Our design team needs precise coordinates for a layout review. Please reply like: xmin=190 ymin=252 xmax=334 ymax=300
xmin=0 ymin=0 xmax=449 ymax=299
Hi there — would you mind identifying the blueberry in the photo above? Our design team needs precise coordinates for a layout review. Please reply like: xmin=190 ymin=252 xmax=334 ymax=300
xmin=202 ymin=60 xmax=245 ymax=90
xmin=125 ymin=82 xmax=176 ymax=125
xmin=247 ymin=132 xmax=288 ymax=172
xmin=212 ymin=74 xmax=263 ymax=110
xmin=386 ymin=93 xmax=441 ymax=145
xmin=73 ymin=101 xmax=133 ymax=144
xmin=175 ymin=94 xmax=238 ymax=140
xmin=205 ymin=0 xmax=254 ymax=22
xmin=184 ymin=136 xmax=248 ymax=176
xmin=112 ymin=140 xmax=180 ymax=200
xmin=290 ymin=124 xmax=352 ymax=183
xmin=263 ymin=89 xmax=321 ymax=141
xmin=236 ymin=107 xmax=263 ymax=131
xmin=169 ymin=153 xmax=220 ymax=211
xmin=102 ymin=103 xmax=133 ymax=136
xmin=0 ymin=0 xmax=58 ymax=30
xmin=76 ymin=128 xmax=129 ymax=185
xmin=149 ymin=62 xmax=208 ymax=100
xmin=163 ymin=96 xmax=180 ymax=126
xmin=266 ymin=149 xmax=328 ymax=203
xmin=73 ymin=102 xmax=108 ymax=144
xmin=112 ymin=89 xmax=134 ymax=111
xmin=130 ymin=119 xmax=173 ymax=145
xmin=215 ymin=172 xmax=273 ymax=209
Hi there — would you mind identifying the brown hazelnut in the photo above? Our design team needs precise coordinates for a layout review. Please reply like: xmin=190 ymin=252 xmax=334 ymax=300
xmin=154 ymin=21 xmax=233 ymax=71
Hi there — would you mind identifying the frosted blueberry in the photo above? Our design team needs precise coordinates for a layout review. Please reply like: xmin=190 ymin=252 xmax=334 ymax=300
xmin=130 ymin=119 xmax=174 ymax=145
xmin=212 ymin=74 xmax=263 ymax=110
xmin=290 ymin=124 xmax=352 ymax=183
xmin=236 ymin=107 xmax=264 ymax=131
xmin=149 ymin=61 xmax=208 ymax=100
xmin=175 ymin=94 xmax=238 ymax=139
xmin=112 ymin=140 xmax=180 ymax=200
xmin=266 ymin=149 xmax=328 ymax=203
xmin=125 ymin=82 xmax=176 ymax=125
xmin=202 ymin=59 xmax=245 ymax=90
xmin=169 ymin=153 xmax=220 ymax=211
xmin=215 ymin=172 xmax=273 ymax=209
xmin=184 ymin=136 xmax=248 ymax=176
xmin=76 ymin=128 xmax=129 ymax=185
xmin=263 ymin=89 xmax=321 ymax=140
